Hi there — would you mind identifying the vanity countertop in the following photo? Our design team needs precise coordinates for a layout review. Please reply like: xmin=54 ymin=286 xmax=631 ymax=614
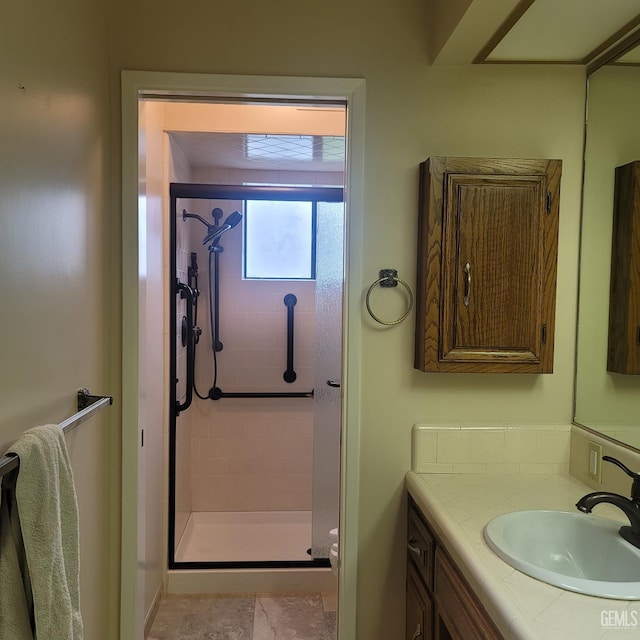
xmin=406 ymin=470 xmax=640 ymax=640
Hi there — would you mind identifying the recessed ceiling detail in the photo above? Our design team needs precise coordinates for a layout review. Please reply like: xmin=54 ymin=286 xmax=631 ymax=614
xmin=169 ymin=131 xmax=345 ymax=172
xmin=616 ymin=45 xmax=640 ymax=64
xmin=483 ymin=0 xmax=640 ymax=63
xmin=162 ymin=101 xmax=347 ymax=173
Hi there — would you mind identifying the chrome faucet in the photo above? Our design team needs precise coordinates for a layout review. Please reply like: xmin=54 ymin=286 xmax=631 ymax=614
xmin=575 ymin=456 xmax=640 ymax=550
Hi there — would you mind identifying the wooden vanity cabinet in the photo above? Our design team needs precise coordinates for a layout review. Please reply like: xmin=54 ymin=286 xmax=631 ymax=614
xmin=406 ymin=500 xmax=435 ymax=640
xmin=608 ymin=160 xmax=640 ymax=374
xmin=407 ymin=496 xmax=504 ymax=640
xmin=414 ymin=157 xmax=562 ymax=373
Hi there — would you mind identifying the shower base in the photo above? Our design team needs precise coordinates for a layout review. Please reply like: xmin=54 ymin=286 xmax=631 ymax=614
xmin=170 ymin=510 xmax=336 ymax=594
xmin=175 ymin=510 xmax=313 ymax=563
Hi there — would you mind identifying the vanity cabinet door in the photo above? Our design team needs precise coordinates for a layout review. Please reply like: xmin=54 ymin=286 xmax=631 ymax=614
xmin=407 ymin=563 xmax=433 ymax=640
xmin=415 ymin=157 xmax=561 ymax=373
xmin=408 ymin=502 xmax=435 ymax=589
xmin=608 ymin=160 xmax=640 ymax=374
xmin=434 ymin=548 xmax=503 ymax=640
xmin=407 ymin=494 xmax=506 ymax=640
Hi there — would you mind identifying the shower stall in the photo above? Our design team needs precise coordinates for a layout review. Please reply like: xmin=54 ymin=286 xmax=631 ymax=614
xmin=169 ymin=181 xmax=344 ymax=578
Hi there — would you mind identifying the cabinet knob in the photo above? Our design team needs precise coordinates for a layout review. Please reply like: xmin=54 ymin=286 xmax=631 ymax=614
xmin=412 ymin=622 xmax=422 ymax=639
xmin=407 ymin=538 xmax=423 ymax=557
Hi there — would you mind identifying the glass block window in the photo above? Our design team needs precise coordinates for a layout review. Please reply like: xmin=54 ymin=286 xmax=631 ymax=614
xmin=245 ymin=134 xmax=345 ymax=163
xmin=246 ymin=135 xmax=314 ymax=161
xmin=244 ymin=200 xmax=316 ymax=280
xmin=320 ymin=136 xmax=345 ymax=162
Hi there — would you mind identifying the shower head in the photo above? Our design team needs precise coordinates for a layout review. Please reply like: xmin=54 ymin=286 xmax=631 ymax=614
xmin=183 ymin=208 xmax=242 ymax=246
xmin=223 ymin=211 xmax=243 ymax=230
xmin=202 ymin=211 xmax=243 ymax=246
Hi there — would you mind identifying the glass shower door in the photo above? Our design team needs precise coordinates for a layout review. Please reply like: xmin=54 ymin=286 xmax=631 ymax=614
xmin=311 ymin=201 xmax=344 ymax=559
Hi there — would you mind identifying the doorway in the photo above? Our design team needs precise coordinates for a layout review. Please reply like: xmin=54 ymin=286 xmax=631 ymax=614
xmin=121 ymin=71 xmax=364 ymax=640
xmin=169 ymin=179 xmax=344 ymax=571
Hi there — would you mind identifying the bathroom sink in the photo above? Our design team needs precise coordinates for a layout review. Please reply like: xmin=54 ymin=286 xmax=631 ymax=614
xmin=484 ymin=510 xmax=640 ymax=599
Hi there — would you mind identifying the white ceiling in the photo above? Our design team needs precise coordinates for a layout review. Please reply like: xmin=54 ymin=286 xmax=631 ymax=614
xmin=616 ymin=40 xmax=640 ymax=64
xmin=430 ymin=0 xmax=640 ymax=66
xmin=487 ymin=0 xmax=640 ymax=62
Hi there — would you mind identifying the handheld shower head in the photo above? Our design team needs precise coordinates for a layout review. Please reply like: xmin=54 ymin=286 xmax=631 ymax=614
xmin=202 ymin=211 xmax=243 ymax=246
xmin=223 ymin=211 xmax=243 ymax=229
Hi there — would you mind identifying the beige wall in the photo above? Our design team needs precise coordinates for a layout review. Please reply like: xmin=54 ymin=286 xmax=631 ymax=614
xmin=0 ymin=0 xmax=589 ymax=638
xmin=109 ymin=0 xmax=586 ymax=629
xmin=355 ymin=65 xmax=584 ymax=640
xmin=0 ymin=0 xmax=117 ymax=637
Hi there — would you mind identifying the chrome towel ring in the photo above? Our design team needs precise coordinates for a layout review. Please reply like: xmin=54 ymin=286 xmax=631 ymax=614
xmin=365 ymin=269 xmax=414 ymax=326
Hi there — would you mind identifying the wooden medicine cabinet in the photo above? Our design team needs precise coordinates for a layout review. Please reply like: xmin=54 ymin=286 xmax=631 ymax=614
xmin=607 ymin=160 xmax=640 ymax=374
xmin=414 ymin=157 xmax=562 ymax=373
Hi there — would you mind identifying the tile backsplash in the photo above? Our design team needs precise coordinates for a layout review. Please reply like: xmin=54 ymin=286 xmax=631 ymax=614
xmin=411 ymin=423 xmax=571 ymax=474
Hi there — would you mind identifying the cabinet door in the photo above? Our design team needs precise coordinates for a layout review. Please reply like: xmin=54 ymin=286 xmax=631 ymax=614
xmin=434 ymin=548 xmax=503 ymax=640
xmin=608 ymin=160 xmax=640 ymax=374
xmin=407 ymin=563 xmax=433 ymax=640
xmin=415 ymin=157 xmax=561 ymax=373
xmin=408 ymin=501 xmax=435 ymax=589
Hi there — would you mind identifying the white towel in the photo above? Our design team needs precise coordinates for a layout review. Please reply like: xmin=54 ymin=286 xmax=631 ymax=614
xmin=0 ymin=425 xmax=83 ymax=639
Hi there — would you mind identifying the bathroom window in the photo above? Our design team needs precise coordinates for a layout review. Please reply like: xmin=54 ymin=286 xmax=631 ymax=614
xmin=243 ymin=199 xmax=317 ymax=280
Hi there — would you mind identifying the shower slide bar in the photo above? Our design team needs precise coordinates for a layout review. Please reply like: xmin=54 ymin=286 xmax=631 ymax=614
xmin=0 ymin=388 xmax=113 ymax=478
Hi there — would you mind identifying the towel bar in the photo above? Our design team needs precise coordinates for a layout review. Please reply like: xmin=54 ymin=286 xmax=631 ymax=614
xmin=0 ymin=389 xmax=112 ymax=478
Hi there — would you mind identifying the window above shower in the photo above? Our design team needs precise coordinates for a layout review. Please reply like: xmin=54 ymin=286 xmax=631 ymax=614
xmin=244 ymin=199 xmax=316 ymax=280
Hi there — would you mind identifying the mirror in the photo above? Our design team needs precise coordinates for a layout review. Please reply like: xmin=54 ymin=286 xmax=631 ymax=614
xmin=574 ymin=41 xmax=640 ymax=451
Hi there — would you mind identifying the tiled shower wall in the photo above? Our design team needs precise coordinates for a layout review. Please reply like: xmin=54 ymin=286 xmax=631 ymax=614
xmin=179 ymin=166 xmax=342 ymax=513
xmin=188 ymin=397 xmax=314 ymax=511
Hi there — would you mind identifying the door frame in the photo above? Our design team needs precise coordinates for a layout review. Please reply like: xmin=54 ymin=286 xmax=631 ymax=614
xmin=121 ymin=70 xmax=364 ymax=639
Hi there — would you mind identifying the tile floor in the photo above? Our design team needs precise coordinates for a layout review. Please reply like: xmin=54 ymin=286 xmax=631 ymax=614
xmin=147 ymin=592 xmax=337 ymax=640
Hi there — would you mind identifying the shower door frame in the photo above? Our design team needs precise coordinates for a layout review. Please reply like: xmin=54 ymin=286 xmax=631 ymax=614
xmin=121 ymin=70 xmax=364 ymax=640
xmin=169 ymin=182 xmax=344 ymax=570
